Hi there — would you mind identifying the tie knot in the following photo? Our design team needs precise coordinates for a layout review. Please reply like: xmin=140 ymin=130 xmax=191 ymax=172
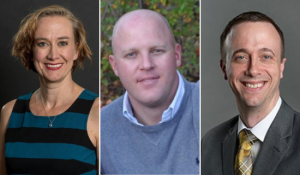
xmin=239 ymin=129 xmax=257 ymax=151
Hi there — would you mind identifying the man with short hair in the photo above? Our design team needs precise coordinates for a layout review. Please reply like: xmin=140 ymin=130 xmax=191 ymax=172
xmin=101 ymin=9 xmax=199 ymax=174
xmin=202 ymin=11 xmax=300 ymax=175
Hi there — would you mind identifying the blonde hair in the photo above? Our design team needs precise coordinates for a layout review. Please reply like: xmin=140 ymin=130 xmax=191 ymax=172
xmin=12 ymin=5 xmax=92 ymax=72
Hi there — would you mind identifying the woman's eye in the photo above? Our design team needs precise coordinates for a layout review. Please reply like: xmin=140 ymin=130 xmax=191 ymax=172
xmin=37 ymin=42 xmax=47 ymax=47
xmin=58 ymin=41 xmax=68 ymax=46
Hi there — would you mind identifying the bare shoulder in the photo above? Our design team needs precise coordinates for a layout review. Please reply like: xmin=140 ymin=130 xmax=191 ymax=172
xmin=0 ymin=99 xmax=17 ymax=174
xmin=89 ymin=97 xmax=99 ymax=124
xmin=87 ymin=97 xmax=99 ymax=147
xmin=1 ymin=99 xmax=17 ymax=127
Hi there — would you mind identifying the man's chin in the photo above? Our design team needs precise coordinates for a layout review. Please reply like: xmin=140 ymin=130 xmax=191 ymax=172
xmin=239 ymin=97 xmax=264 ymax=109
xmin=137 ymin=96 xmax=165 ymax=108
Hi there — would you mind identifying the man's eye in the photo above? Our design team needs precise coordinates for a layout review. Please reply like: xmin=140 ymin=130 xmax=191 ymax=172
xmin=151 ymin=49 xmax=163 ymax=54
xmin=232 ymin=55 xmax=249 ymax=63
xmin=236 ymin=56 xmax=245 ymax=60
xmin=233 ymin=56 xmax=246 ymax=61
xmin=58 ymin=41 xmax=68 ymax=46
xmin=263 ymin=55 xmax=272 ymax=59
xmin=125 ymin=52 xmax=137 ymax=58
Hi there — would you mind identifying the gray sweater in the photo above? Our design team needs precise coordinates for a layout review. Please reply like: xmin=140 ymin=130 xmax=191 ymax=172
xmin=101 ymin=77 xmax=199 ymax=174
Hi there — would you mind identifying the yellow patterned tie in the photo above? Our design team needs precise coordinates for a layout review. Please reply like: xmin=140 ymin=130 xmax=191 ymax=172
xmin=235 ymin=129 xmax=257 ymax=175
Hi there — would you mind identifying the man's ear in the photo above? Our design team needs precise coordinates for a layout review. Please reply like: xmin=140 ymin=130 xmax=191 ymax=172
xmin=220 ymin=59 xmax=228 ymax=80
xmin=174 ymin=43 xmax=182 ymax=67
xmin=280 ymin=58 xmax=287 ymax=79
xmin=109 ymin=55 xmax=119 ymax=76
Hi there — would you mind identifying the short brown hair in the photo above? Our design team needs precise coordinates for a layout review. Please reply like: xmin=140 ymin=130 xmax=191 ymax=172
xmin=12 ymin=5 xmax=92 ymax=72
xmin=220 ymin=11 xmax=284 ymax=63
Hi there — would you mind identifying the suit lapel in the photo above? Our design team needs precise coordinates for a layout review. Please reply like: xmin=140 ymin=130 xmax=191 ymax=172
xmin=222 ymin=122 xmax=238 ymax=175
xmin=252 ymin=100 xmax=293 ymax=175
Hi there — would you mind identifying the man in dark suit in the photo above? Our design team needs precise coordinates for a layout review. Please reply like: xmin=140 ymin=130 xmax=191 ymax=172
xmin=202 ymin=11 xmax=300 ymax=175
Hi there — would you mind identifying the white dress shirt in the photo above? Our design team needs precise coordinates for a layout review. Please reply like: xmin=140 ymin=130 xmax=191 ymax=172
xmin=122 ymin=71 xmax=185 ymax=126
xmin=237 ymin=97 xmax=282 ymax=162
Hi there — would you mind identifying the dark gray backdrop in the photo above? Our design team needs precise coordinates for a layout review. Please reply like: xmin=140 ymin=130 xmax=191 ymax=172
xmin=202 ymin=0 xmax=300 ymax=136
xmin=0 ymin=0 xmax=99 ymax=109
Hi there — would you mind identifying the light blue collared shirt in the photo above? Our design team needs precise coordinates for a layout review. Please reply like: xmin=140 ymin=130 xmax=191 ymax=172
xmin=122 ymin=71 xmax=185 ymax=126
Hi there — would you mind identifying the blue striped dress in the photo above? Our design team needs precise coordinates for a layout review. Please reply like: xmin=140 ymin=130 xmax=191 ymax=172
xmin=5 ymin=89 xmax=98 ymax=175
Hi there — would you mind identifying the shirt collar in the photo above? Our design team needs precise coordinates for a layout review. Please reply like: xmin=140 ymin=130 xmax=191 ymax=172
xmin=237 ymin=97 xmax=282 ymax=142
xmin=122 ymin=70 xmax=185 ymax=126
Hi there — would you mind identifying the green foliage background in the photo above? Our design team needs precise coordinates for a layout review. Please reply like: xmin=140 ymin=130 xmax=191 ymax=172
xmin=101 ymin=0 xmax=199 ymax=106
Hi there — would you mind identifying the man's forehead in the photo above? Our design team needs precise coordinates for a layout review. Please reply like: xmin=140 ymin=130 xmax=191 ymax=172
xmin=224 ymin=21 xmax=283 ymax=60
xmin=113 ymin=24 xmax=170 ymax=52
xmin=114 ymin=10 xmax=164 ymax=35
xmin=111 ymin=9 xmax=175 ymax=55
xmin=118 ymin=9 xmax=162 ymax=23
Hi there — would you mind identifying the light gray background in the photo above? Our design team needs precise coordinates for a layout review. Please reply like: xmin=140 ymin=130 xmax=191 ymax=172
xmin=201 ymin=0 xmax=300 ymax=136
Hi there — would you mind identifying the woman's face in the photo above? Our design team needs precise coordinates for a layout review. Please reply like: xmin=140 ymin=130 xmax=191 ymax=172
xmin=33 ymin=16 xmax=78 ymax=82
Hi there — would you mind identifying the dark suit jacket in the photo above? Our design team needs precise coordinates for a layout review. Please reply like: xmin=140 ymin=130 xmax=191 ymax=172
xmin=202 ymin=100 xmax=300 ymax=175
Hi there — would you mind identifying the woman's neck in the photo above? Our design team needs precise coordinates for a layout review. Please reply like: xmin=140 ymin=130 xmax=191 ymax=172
xmin=38 ymin=76 xmax=75 ymax=110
